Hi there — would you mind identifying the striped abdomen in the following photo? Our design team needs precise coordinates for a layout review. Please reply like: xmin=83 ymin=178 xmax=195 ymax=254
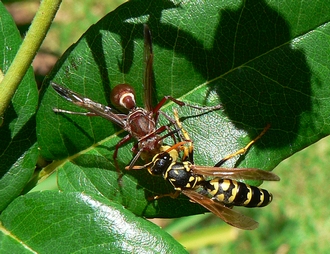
xmin=203 ymin=178 xmax=273 ymax=207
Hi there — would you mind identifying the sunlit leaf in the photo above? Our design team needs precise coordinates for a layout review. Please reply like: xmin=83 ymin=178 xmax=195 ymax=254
xmin=0 ymin=191 xmax=187 ymax=253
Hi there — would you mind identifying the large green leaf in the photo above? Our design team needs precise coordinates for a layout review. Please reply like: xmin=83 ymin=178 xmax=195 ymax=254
xmin=36 ymin=0 xmax=330 ymax=220
xmin=0 ymin=2 xmax=38 ymax=211
xmin=0 ymin=191 xmax=187 ymax=253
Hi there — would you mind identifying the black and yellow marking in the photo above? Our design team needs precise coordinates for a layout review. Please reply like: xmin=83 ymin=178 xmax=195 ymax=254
xmin=130 ymin=110 xmax=279 ymax=230
xmin=204 ymin=178 xmax=273 ymax=207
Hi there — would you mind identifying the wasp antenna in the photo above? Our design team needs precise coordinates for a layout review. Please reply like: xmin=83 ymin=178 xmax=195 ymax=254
xmin=125 ymin=165 xmax=147 ymax=170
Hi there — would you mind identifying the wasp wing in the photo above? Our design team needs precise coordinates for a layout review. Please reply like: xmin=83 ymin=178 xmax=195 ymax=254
xmin=51 ymin=82 xmax=126 ymax=128
xmin=191 ymin=165 xmax=280 ymax=181
xmin=143 ymin=24 xmax=154 ymax=112
xmin=182 ymin=190 xmax=258 ymax=230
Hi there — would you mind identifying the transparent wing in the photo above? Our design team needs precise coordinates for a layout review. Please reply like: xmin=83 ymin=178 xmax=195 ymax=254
xmin=143 ymin=24 xmax=154 ymax=112
xmin=182 ymin=190 xmax=258 ymax=230
xmin=191 ymin=165 xmax=280 ymax=181
xmin=51 ymin=82 xmax=126 ymax=128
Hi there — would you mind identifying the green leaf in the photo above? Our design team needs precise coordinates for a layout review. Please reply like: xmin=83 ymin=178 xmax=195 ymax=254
xmin=0 ymin=2 xmax=38 ymax=211
xmin=0 ymin=191 xmax=187 ymax=253
xmin=36 ymin=0 xmax=330 ymax=219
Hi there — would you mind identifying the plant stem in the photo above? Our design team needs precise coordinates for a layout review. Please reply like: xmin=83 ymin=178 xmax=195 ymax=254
xmin=0 ymin=0 xmax=62 ymax=116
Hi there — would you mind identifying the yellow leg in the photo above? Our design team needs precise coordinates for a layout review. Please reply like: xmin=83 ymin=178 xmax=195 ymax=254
xmin=215 ymin=124 xmax=271 ymax=167
xmin=173 ymin=108 xmax=194 ymax=162
xmin=149 ymin=190 xmax=181 ymax=200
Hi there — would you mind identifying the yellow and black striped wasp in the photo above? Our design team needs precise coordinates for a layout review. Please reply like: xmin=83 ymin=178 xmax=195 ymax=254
xmin=130 ymin=109 xmax=280 ymax=230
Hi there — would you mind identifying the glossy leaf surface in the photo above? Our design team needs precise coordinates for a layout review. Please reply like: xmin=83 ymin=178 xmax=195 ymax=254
xmin=0 ymin=191 xmax=187 ymax=253
xmin=36 ymin=0 xmax=330 ymax=219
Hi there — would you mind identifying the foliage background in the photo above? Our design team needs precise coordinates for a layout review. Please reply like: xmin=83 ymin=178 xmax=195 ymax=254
xmin=2 ymin=0 xmax=330 ymax=253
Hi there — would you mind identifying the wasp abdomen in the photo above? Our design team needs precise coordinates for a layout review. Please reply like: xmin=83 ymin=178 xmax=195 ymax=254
xmin=204 ymin=178 xmax=273 ymax=208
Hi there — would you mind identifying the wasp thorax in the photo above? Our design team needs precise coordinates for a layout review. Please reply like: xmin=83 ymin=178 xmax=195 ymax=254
xmin=166 ymin=162 xmax=198 ymax=189
xmin=110 ymin=84 xmax=136 ymax=110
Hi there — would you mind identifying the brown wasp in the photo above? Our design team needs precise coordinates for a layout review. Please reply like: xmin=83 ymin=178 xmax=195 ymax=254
xmin=131 ymin=109 xmax=280 ymax=230
xmin=52 ymin=25 xmax=220 ymax=169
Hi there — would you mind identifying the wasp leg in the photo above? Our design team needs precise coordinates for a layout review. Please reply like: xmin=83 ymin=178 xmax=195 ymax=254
xmin=153 ymin=96 xmax=222 ymax=120
xmin=148 ymin=190 xmax=181 ymax=201
xmin=214 ymin=124 xmax=271 ymax=167
xmin=173 ymin=108 xmax=194 ymax=163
